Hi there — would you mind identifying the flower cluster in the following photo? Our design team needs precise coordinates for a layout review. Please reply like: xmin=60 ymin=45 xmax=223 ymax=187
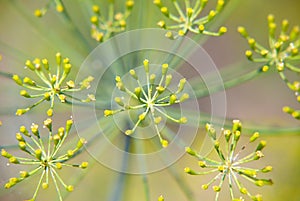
xmin=34 ymin=0 xmax=65 ymax=17
xmin=154 ymin=0 xmax=227 ymax=39
xmin=184 ymin=120 xmax=273 ymax=201
xmin=238 ymin=15 xmax=300 ymax=120
xmin=104 ymin=59 xmax=189 ymax=147
xmin=12 ymin=52 xmax=95 ymax=117
xmin=90 ymin=0 xmax=134 ymax=42
xmin=1 ymin=118 xmax=88 ymax=201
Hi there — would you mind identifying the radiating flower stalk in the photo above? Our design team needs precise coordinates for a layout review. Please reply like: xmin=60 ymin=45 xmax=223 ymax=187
xmin=238 ymin=14 xmax=300 ymax=120
xmin=104 ymin=59 xmax=189 ymax=147
xmin=12 ymin=52 xmax=95 ymax=117
xmin=154 ymin=0 xmax=227 ymax=39
xmin=185 ymin=120 xmax=273 ymax=201
xmin=1 ymin=118 xmax=88 ymax=201
xmin=34 ymin=0 xmax=65 ymax=17
xmin=90 ymin=0 xmax=134 ymax=42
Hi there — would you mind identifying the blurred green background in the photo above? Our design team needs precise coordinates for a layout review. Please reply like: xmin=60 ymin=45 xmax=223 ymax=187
xmin=0 ymin=0 xmax=300 ymax=201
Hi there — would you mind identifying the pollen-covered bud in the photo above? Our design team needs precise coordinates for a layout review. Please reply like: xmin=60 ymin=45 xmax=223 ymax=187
xmin=126 ymin=0 xmax=134 ymax=9
xmin=56 ymin=4 xmax=64 ymax=12
xmin=161 ymin=63 xmax=168 ymax=75
xmin=66 ymin=185 xmax=74 ymax=192
xmin=165 ymin=74 xmax=172 ymax=87
xmin=245 ymin=50 xmax=253 ymax=60
xmin=158 ymin=195 xmax=164 ymax=201
xmin=261 ymin=166 xmax=273 ymax=173
xmin=201 ymin=184 xmax=209 ymax=190
xmin=179 ymin=117 xmax=187 ymax=124
xmin=20 ymin=90 xmax=30 ymax=98
xmin=232 ymin=119 xmax=242 ymax=132
xmin=156 ymin=86 xmax=165 ymax=94
xmin=66 ymin=119 xmax=73 ymax=133
xmin=218 ymin=26 xmax=227 ymax=35
xmin=80 ymin=162 xmax=89 ymax=169
xmin=143 ymin=59 xmax=149 ymax=73
xmin=256 ymin=140 xmax=267 ymax=151
xmin=165 ymin=31 xmax=174 ymax=39
xmin=25 ymin=60 xmax=35 ymax=70
xmin=104 ymin=110 xmax=114 ymax=116
xmin=92 ymin=5 xmax=100 ymax=14
xmin=53 ymin=134 xmax=61 ymax=146
xmin=115 ymin=97 xmax=124 ymax=106
xmin=67 ymin=150 xmax=74 ymax=157
xmin=9 ymin=157 xmax=19 ymax=164
xmin=1 ymin=149 xmax=12 ymax=158
xmin=139 ymin=112 xmax=146 ymax=121
xmin=186 ymin=8 xmax=193 ymax=18
xmin=134 ymin=87 xmax=141 ymax=97
xmin=43 ymin=118 xmax=52 ymax=130
xmin=12 ymin=75 xmax=23 ymax=86
xmin=153 ymin=0 xmax=162 ymax=7
xmin=160 ymin=7 xmax=169 ymax=17
xmin=16 ymin=133 xmax=25 ymax=142
xmin=77 ymin=138 xmax=86 ymax=149
xmin=125 ymin=130 xmax=133 ymax=135
xmin=185 ymin=147 xmax=196 ymax=156
xmin=150 ymin=74 xmax=156 ymax=84
xmin=250 ymin=132 xmax=260 ymax=142
xmin=154 ymin=116 xmax=162 ymax=124
xmin=169 ymin=94 xmax=177 ymax=104
xmin=198 ymin=161 xmax=206 ymax=168
xmin=179 ymin=93 xmax=189 ymax=102
xmin=31 ymin=123 xmax=39 ymax=137
xmin=216 ymin=0 xmax=225 ymax=12
xmin=206 ymin=123 xmax=216 ymax=140
xmin=261 ymin=65 xmax=269 ymax=72
xmin=35 ymin=149 xmax=42 ymax=160
xmin=177 ymin=78 xmax=186 ymax=93
xmin=184 ymin=167 xmax=197 ymax=175
xmin=20 ymin=126 xmax=30 ymax=137
xmin=66 ymin=80 xmax=75 ymax=89
xmin=237 ymin=26 xmax=248 ymax=38
xmin=56 ymin=52 xmax=62 ymax=65
xmin=129 ymin=69 xmax=138 ymax=79
xmin=20 ymin=171 xmax=29 ymax=178
xmin=208 ymin=10 xmax=216 ymax=21
xmin=42 ymin=182 xmax=49 ymax=189
xmin=212 ymin=185 xmax=221 ymax=192
xmin=161 ymin=139 xmax=168 ymax=148
xmin=199 ymin=24 xmax=205 ymax=33
xmin=23 ymin=77 xmax=36 ymax=86
xmin=248 ymin=38 xmax=256 ymax=49
xmin=18 ymin=141 xmax=27 ymax=150
xmin=157 ymin=20 xmax=166 ymax=29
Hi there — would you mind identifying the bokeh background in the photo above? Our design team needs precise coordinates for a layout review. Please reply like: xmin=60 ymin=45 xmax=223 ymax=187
xmin=0 ymin=0 xmax=300 ymax=200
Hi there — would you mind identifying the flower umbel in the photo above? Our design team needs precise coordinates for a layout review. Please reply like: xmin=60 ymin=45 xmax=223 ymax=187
xmin=34 ymin=0 xmax=65 ymax=17
xmin=1 ymin=118 xmax=88 ymax=201
xmin=13 ymin=52 xmax=95 ymax=116
xmin=90 ymin=0 xmax=134 ymax=42
xmin=185 ymin=120 xmax=273 ymax=201
xmin=238 ymin=15 xmax=300 ymax=120
xmin=104 ymin=59 xmax=189 ymax=147
xmin=154 ymin=0 xmax=227 ymax=38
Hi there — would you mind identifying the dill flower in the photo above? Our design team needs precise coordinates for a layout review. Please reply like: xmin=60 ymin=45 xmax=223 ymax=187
xmin=238 ymin=15 xmax=300 ymax=120
xmin=104 ymin=59 xmax=189 ymax=147
xmin=90 ymin=1 xmax=134 ymax=42
xmin=1 ymin=118 xmax=88 ymax=201
xmin=13 ymin=52 xmax=95 ymax=116
xmin=185 ymin=120 xmax=273 ymax=201
xmin=154 ymin=0 xmax=227 ymax=38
